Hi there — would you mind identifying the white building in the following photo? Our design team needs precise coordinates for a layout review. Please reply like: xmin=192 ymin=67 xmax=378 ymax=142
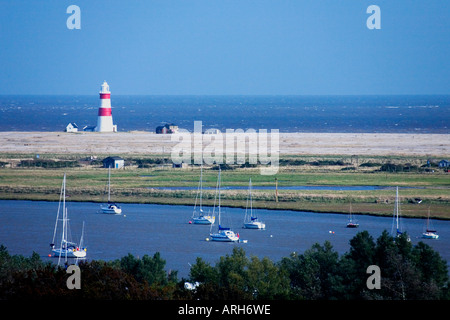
xmin=65 ymin=123 xmax=78 ymax=133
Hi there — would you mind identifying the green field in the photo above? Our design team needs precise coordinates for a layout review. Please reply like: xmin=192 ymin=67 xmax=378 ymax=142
xmin=0 ymin=153 xmax=449 ymax=219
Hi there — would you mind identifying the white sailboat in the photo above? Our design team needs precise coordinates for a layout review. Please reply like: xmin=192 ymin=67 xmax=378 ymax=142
xmin=50 ymin=173 xmax=87 ymax=265
xmin=391 ymin=186 xmax=410 ymax=241
xmin=243 ymin=178 xmax=265 ymax=229
xmin=422 ymin=207 xmax=439 ymax=239
xmin=191 ymin=165 xmax=215 ymax=225
xmin=100 ymin=165 xmax=122 ymax=214
xmin=346 ymin=201 xmax=359 ymax=228
xmin=209 ymin=168 xmax=239 ymax=242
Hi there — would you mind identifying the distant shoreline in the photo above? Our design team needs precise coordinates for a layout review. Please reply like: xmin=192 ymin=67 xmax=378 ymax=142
xmin=1 ymin=129 xmax=450 ymax=134
xmin=0 ymin=131 xmax=448 ymax=157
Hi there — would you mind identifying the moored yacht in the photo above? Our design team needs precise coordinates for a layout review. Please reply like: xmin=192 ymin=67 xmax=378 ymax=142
xmin=100 ymin=166 xmax=122 ymax=214
xmin=209 ymin=168 xmax=239 ymax=242
xmin=243 ymin=178 xmax=265 ymax=229
xmin=192 ymin=165 xmax=215 ymax=225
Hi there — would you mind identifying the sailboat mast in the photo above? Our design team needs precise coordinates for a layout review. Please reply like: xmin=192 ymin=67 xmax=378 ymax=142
xmin=395 ymin=186 xmax=399 ymax=231
xmin=249 ymin=178 xmax=253 ymax=217
xmin=58 ymin=173 xmax=67 ymax=266
xmin=64 ymin=207 xmax=68 ymax=264
xmin=52 ymin=175 xmax=65 ymax=246
xmin=108 ymin=165 xmax=111 ymax=202
xmin=218 ymin=167 xmax=221 ymax=225
xmin=349 ymin=200 xmax=352 ymax=222
xmin=193 ymin=165 xmax=203 ymax=217
xmin=63 ymin=175 xmax=68 ymax=265
xmin=200 ymin=165 xmax=203 ymax=211
xmin=63 ymin=173 xmax=66 ymax=218
xmin=75 ymin=221 xmax=85 ymax=266
xmin=244 ymin=179 xmax=250 ymax=222
xmin=79 ymin=221 xmax=85 ymax=248
xmin=425 ymin=207 xmax=436 ymax=232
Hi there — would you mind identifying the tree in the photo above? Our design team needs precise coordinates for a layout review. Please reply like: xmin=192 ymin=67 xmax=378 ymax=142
xmin=216 ymin=247 xmax=248 ymax=289
xmin=282 ymin=252 xmax=322 ymax=299
xmin=189 ymin=257 xmax=218 ymax=283
xmin=279 ymin=241 xmax=341 ymax=300
xmin=80 ymin=260 xmax=148 ymax=299
xmin=190 ymin=247 xmax=251 ymax=300
xmin=279 ymin=252 xmax=305 ymax=298
xmin=348 ymin=231 xmax=376 ymax=271
xmin=371 ymin=232 xmax=449 ymax=300
xmin=116 ymin=252 xmax=174 ymax=286
xmin=374 ymin=230 xmax=396 ymax=271
xmin=411 ymin=242 xmax=449 ymax=299
xmin=339 ymin=231 xmax=376 ymax=299
xmin=142 ymin=252 xmax=172 ymax=285
xmin=246 ymin=256 xmax=290 ymax=299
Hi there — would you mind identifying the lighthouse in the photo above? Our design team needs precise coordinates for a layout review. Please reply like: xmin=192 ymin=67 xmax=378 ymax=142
xmin=95 ymin=81 xmax=117 ymax=132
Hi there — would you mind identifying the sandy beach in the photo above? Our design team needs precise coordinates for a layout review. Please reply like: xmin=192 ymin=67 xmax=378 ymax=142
xmin=0 ymin=131 xmax=448 ymax=156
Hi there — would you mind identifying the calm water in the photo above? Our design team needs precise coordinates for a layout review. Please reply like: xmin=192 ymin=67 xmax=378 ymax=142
xmin=0 ymin=200 xmax=448 ymax=277
xmin=0 ymin=95 xmax=449 ymax=133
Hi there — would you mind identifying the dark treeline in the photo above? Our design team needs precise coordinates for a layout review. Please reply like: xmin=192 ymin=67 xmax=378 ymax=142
xmin=0 ymin=231 xmax=448 ymax=300
xmin=18 ymin=159 xmax=80 ymax=168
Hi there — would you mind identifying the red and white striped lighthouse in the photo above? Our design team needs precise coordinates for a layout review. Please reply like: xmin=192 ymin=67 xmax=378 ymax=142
xmin=95 ymin=81 xmax=117 ymax=132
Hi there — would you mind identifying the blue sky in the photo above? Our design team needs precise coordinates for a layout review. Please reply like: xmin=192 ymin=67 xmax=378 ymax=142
xmin=0 ymin=0 xmax=449 ymax=95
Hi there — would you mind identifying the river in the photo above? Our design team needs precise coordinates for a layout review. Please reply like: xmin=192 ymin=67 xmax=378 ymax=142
xmin=0 ymin=200 xmax=448 ymax=277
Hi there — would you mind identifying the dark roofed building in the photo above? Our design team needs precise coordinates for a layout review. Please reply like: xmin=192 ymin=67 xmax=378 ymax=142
xmin=102 ymin=156 xmax=125 ymax=169
xmin=156 ymin=123 xmax=179 ymax=134
xmin=439 ymin=160 xmax=450 ymax=168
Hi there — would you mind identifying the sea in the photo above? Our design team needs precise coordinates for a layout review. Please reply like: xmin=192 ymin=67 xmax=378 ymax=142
xmin=0 ymin=95 xmax=449 ymax=133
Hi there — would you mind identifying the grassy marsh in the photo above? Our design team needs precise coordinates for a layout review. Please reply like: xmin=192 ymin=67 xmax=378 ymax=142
xmin=0 ymin=153 xmax=449 ymax=219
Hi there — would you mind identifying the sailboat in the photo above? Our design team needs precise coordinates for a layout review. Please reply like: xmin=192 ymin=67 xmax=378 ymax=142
xmin=209 ymin=168 xmax=239 ymax=242
xmin=422 ymin=207 xmax=439 ymax=239
xmin=191 ymin=165 xmax=215 ymax=225
xmin=50 ymin=173 xmax=87 ymax=265
xmin=346 ymin=201 xmax=359 ymax=228
xmin=391 ymin=186 xmax=410 ymax=241
xmin=100 ymin=165 xmax=122 ymax=214
xmin=243 ymin=178 xmax=265 ymax=229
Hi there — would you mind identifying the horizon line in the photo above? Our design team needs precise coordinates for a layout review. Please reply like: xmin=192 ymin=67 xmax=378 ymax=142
xmin=1 ymin=93 xmax=450 ymax=97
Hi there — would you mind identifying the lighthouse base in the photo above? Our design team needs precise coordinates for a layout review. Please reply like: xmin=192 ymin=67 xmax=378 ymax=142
xmin=95 ymin=116 xmax=117 ymax=132
xmin=95 ymin=125 xmax=117 ymax=132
